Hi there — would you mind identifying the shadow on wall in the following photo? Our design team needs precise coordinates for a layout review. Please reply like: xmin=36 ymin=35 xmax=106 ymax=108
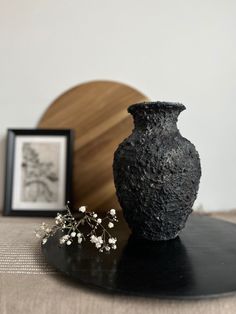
xmin=0 ymin=135 xmax=6 ymax=213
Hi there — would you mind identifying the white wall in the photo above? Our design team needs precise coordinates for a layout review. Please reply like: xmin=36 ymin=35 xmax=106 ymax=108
xmin=0 ymin=0 xmax=235 ymax=212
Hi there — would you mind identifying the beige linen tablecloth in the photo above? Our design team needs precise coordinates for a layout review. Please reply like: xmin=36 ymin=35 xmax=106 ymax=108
xmin=0 ymin=213 xmax=236 ymax=314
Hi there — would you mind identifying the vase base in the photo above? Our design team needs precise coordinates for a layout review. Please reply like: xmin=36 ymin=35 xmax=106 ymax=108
xmin=131 ymin=230 xmax=180 ymax=241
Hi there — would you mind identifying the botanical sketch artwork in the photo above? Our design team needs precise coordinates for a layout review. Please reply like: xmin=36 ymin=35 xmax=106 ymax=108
xmin=21 ymin=142 xmax=60 ymax=203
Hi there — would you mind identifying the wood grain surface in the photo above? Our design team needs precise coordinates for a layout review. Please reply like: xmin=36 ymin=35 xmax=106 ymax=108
xmin=38 ymin=80 xmax=148 ymax=212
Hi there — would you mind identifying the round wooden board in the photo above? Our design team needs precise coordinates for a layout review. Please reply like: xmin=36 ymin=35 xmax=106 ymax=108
xmin=38 ymin=80 xmax=149 ymax=213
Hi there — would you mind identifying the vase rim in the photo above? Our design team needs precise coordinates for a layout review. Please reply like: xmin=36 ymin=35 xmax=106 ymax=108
xmin=128 ymin=101 xmax=186 ymax=113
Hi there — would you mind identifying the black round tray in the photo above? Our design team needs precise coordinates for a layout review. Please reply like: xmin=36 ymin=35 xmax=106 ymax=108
xmin=42 ymin=214 xmax=236 ymax=299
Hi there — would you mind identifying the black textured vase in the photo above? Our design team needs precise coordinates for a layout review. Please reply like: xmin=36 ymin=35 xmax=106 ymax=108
xmin=113 ymin=102 xmax=201 ymax=241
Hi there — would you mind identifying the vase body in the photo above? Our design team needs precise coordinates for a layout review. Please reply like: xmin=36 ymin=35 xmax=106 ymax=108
xmin=113 ymin=102 xmax=201 ymax=241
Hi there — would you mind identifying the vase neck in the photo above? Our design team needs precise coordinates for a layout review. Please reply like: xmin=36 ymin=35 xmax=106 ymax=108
xmin=128 ymin=102 xmax=185 ymax=134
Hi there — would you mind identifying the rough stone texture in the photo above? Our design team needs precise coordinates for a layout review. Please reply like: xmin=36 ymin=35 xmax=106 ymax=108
xmin=113 ymin=101 xmax=201 ymax=241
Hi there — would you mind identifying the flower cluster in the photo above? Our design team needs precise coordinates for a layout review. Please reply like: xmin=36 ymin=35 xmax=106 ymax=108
xmin=35 ymin=202 xmax=118 ymax=252
xmin=90 ymin=235 xmax=117 ymax=251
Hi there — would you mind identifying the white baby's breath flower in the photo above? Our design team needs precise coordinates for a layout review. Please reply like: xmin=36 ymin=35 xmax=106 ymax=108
xmin=95 ymin=242 xmax=101 ymax=248
xmin=97 ymin=218 xmax=102 ymax=224
xmin=105 ymin=246 xmax=110 ymax=251
xmin=112 ymin=244 xmax=117 ymax=250
xmin=42 ymin=238 xmax=47 ymax=245
xmin=78 ymin=237 xmax=82 ymax=244
xmin=55 ymin=215 xmax=62 ymax=224
xmin=97 ymin=236 xmax=103 ymax=244
xmin=93 ymin=213 xmax=97 ymax=218
xmin=66 ymin=240 xmax=72 ymax=245
xmin=90 ymin=235 xmax=97 ymax=243
xmin=59 ymin=237 xmax=66 ymax=244
xmin=35 ymin=233 xmax=41 ymax=239
xmin=71 ymin=232 xmax=76 ymax=237
xmin=108 ymin=222 xmax=114 ymax=229
xmin=109 ymin=209 xmax=116 ymax=216
xmin=46 ymin=228 xmax=51 ymax=233
xmin=40 ymin=223 xmax=46 ymax=230
xmin=77 ymin=232 xmax=82 ymax=237
xmin=79 ymin=206 xmax=86 ymax=213
xmin=108 ymin=237 xmax=117 ymax=244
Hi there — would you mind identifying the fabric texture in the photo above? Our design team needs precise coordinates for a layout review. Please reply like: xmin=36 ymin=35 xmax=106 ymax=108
xmin=0 ymin=216 xmax=55 ymax=274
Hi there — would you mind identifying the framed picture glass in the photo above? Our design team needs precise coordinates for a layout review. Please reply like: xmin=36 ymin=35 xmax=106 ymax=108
xmin=4 ymin=129 xmax=73 ymax=216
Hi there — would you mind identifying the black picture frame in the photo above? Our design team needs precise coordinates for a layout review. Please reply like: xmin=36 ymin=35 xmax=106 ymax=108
xmin=3 ymin=129 xmax=74 ymax=217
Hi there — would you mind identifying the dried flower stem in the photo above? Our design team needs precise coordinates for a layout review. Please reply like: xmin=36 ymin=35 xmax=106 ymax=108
xmin=35 ymin=202 xmax=118 ymax=252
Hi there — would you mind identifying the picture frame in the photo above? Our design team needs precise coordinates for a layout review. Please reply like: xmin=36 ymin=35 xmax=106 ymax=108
xmin=4 ymin=129 xmax=74 ymax=216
